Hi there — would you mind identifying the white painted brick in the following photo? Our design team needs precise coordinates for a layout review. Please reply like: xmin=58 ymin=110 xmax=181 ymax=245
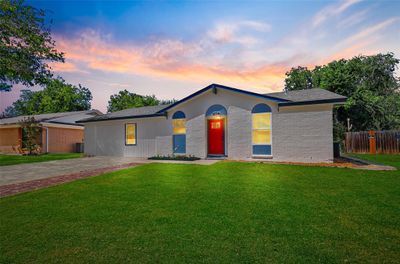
xmin=227 ymin=106 xmax=252 ymax=159
xmin=272 ymin=109 xmax=333 ymax=162
xmin=186 ymin=114 xmax=206 ymax=158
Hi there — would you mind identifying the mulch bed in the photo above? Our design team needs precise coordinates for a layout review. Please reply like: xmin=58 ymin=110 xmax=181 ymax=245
xmin=0 ymin=162 xmax=141 ymax=198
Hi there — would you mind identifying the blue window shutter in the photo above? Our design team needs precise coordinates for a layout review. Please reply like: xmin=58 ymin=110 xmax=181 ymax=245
xmin=253 ymin=145 xmax=271 ymax=155
xmin=173 ymin=134 xmax=186 ymax=154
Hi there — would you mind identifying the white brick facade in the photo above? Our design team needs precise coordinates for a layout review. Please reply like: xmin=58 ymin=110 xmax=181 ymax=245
xmin=84 ymin=89 xmax=335 ymax=162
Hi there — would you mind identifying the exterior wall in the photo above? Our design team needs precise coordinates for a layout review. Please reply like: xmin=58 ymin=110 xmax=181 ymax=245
xmin=155 ymin=136 xmax=172 ymax=156
xmin=170 ymin=89 xmax=279 ymax=158
xmin=0 ymin=127 xmax=21 ymax=153
xmin=84 ymin=88 xmax=335 ymax=162
xmin=273 ymin=105 xmax=334 ymax=162
xmin=84 ymin=117 xmax=171 ymax=157
xmin=227 ymin=106 xmax=252 ymax=159
xmin=186 ymin=114 xmax=207 ymax=157
xmin=46 ymin=127 xmax=84 ymax=153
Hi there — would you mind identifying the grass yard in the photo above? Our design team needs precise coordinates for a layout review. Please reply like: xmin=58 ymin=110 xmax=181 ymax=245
xmin=1 ymin=155 xmax=399 ymax=263
xmin=0 ymin=153 xmax=83 ymax=166
xmin=347 ymin=153 xmax=400 ymax=169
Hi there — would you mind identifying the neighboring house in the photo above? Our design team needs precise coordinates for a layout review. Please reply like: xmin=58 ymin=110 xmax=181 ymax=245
xmin=78 ymin=84 xmax=346 ymax=163
xmin=0 ymin=110 xmax=101 ymax=154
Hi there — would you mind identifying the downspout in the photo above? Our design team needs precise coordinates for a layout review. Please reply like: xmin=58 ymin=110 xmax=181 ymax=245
xmin=45 ymin=127 xmax=49 ymax=153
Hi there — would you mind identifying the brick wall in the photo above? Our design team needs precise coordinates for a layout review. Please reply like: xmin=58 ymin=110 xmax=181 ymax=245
xmin=0 ymin=127 xmax=21 ymax=153
xmin=46 ymin=127 xmax=83 ymax=153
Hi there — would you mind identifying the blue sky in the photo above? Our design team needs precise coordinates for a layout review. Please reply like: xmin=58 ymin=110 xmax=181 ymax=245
xmin=2 ymin=0 xmax=399 ymax=113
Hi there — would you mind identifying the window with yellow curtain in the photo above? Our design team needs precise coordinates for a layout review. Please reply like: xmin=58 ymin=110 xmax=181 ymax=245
xmin=173 ymin=119 xmax=186 ymax=134
xmin=252 ymin=113 xmax=271 ymax=144
xmin=125 ymin=123 xmax=136 ymax=145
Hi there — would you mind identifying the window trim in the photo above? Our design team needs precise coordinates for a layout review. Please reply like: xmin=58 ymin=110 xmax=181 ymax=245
xmin=172 ymin=119 xmax=186 ymax=135
xmin=125 ymin=123 xmax=137 ymax=146
xmin=172 ymin=111 xmax=186 ymax=154
xmin=251 ymin=104 xmax=272 ymax=157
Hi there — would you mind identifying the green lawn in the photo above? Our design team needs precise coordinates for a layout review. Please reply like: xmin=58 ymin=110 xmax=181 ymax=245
xmin=0 ymin=153 xmax=83 ymax=166
xmin=347 ymin=153 xmax=400 ymax=169
xmin=1 ymin=155 xmax=399 ymax=263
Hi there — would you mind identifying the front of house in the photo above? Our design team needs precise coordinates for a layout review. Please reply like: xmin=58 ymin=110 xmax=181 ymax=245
xmin=79 ymin=84 xmax=346 ymax=162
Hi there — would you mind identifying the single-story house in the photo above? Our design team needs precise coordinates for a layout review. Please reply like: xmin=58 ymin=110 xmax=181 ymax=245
xmin=78 ymin=84 xmax=346 ymax=163
xmin=0 ymin=110 xmax=101 ymax=154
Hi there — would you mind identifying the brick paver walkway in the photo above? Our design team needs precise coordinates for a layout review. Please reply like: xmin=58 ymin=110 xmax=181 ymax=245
xmin=0 ymin=162 xmax=141 ymax=197
xmin=0 ymin=156 xmax=147 ymax=197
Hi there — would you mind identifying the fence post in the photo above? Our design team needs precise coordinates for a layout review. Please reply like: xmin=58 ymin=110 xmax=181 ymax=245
xmin=368 ymin=130 xmax=376 ymax=154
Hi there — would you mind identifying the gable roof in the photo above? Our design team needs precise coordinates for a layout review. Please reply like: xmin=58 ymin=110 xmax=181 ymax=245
xmin=157 ymin=84 xmax=290 ymax=113
xmin=77 ymin=105 xmax=170 ymax=123
xmin=77 ymin=84 xmax=346 ymax=123
xmin=0 ymin=110 xmax=101 ymax=126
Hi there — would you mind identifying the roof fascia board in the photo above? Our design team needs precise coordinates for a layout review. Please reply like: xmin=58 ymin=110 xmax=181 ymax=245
xmin=278 ymin=98 xmax=347 ymax=107
xmin=157 ymin=84 xmax=289 ymax=113
xmin=77 ymin=113 xmax=166 ymax=123
xmin=0 ymin=124 xmax=21 ymax=128
xmin=41 ymin=122 xmax=84 ymax=129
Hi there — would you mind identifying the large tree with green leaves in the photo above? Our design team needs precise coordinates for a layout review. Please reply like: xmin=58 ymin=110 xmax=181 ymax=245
xmin=107 ymin=90 xmax=175 ymax=112
xmin=284 ymin=53 xmax=400 ymax=134
xmin=0 ymin=0 xmax=64 ymax=89
xmin=4 ymin=78 xmax=92 ymax=116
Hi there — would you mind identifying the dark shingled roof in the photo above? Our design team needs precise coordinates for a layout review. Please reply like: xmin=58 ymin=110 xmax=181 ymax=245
xmin=78 ymin=85 xmax=346 ymax=123
xmin=265 ymin=88 xmax=347 ymax=104
xmin=77 ymin=105 xmax=171 ymax=123
xmin=0 ymin=110 xmax=101 ymax=125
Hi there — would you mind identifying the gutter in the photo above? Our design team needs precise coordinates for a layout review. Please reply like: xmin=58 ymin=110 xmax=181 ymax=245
xmin=278 ymin=98 xmax=347 ymax=107
xmin=76 ymin=113 xmax=166 ymax=123
xmin=45 ymin=127 xmax=49 ymax=153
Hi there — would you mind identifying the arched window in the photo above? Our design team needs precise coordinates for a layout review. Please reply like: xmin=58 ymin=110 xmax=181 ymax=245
xmin=252 ymin=104 xmax=272 ymax=156
xmin=206 ymin=104 xmax=227 ymax=117
xmin=172 ymin=111 xmax=186 ymax=154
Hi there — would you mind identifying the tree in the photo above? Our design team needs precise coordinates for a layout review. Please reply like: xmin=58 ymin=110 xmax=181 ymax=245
xmin=0 ymin=0 xmax=64 ymax=89
xmin=284 ymin=66 xmax=313 ymax=91
xmin=19 ymin=116 xmax=42 ymax=155
xmin=284 ymin=53 xmax=400 ymax=134
xmin=4 ymin=78 xmax=92 ymax=116
xmin=107 ymin=90 xmax=175 ymax=112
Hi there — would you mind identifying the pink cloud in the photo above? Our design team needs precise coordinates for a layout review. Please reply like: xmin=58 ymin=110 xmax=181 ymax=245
xmin=51 ymin=29 xmax=287 ymax=90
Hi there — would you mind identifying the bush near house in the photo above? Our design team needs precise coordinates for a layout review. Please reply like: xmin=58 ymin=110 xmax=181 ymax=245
xmin=148 ymin=155 xmax=201 ymax=161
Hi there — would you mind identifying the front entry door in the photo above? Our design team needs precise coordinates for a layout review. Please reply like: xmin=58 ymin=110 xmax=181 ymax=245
xmin=208 ymin=118 xmax=225 ymax=155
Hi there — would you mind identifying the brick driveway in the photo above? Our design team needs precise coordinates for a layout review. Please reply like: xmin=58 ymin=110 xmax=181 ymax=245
xmin=0 ymin=157 xmax=147 ymax=197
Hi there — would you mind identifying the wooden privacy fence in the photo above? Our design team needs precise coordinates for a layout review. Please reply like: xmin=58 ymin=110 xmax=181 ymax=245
xmin=345 ymin=130 xmax=400 ymax=154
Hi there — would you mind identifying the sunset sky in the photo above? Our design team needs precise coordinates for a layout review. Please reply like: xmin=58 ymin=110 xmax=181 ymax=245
xmin=1 ymin=0 xmax=400 ymax=113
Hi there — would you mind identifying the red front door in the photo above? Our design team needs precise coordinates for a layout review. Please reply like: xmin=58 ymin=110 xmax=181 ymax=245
xmin=208 ymin=118 xmax=225 ymax=155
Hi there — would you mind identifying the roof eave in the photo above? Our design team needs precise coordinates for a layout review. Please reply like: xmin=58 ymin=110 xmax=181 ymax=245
xmin=76 ymin=113 xmax=166 ymax=123
xmin=157 ymin=83 xmax=290 ymax=113
xmin=278 ymin=98 xmax=347 ymax=107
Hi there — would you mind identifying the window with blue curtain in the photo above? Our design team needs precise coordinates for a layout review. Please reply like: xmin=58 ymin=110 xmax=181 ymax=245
xmin=252 ymin=104 xmax=272 ymax=156
xmin=172 ymin=111 xmax=186 ymax=154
